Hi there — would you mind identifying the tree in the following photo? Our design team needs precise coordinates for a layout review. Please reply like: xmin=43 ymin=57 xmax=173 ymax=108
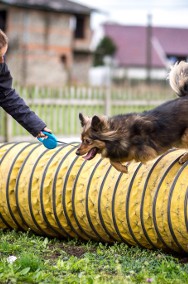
xmin=93 ymin=36 xmax=117 ymax=66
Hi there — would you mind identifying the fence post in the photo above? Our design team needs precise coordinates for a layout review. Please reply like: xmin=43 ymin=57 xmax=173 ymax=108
xmin=105 ymin=86 xmax=111 ymax=116
xmin=4 ymin=113 xmax=12 ymax=142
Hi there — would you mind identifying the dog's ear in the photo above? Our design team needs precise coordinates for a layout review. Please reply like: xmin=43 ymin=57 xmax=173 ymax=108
xmin=79 ymin=113 xmax=89 ymax=127
xmin=91 ymin=115 xmax=104 ymax=131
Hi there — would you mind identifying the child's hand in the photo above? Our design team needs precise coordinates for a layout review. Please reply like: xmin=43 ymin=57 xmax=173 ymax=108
xmin=37 ymin=127 xmax=52 ymax=138
xmin=0 ymin=30 xmax=8 ymax=58
xmin=0 ymin=44 xmax=8 ymax=57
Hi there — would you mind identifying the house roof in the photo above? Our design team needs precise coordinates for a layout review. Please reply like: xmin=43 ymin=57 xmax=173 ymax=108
xmin=103 ymin=23 xmax=188 ymax=68
xmin=0 ymin=0 xmax=95 ymax=14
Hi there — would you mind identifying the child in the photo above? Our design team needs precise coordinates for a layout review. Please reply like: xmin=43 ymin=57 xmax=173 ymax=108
xmin=0 ymin=29 xmax=51 ymax=138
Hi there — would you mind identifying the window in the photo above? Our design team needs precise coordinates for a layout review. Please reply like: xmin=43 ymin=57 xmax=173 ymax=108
xmin=167 ymin=55 xmax=187 ymax=64
xmin=60 ymin=54 xmax=67 ymax=67
xmin=0 ymin=10 xmax=7 ymax=31
xmin=74 ymin=15 xmax=85 ymax=39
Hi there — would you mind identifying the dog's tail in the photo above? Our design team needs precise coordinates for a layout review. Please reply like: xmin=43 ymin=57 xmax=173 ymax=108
xmin=168 ymin=61 xmax=188 ymax=97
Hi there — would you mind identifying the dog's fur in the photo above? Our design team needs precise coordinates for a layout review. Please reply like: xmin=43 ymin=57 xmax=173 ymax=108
xmin=76 ymin=61 xmax=188 ymax=173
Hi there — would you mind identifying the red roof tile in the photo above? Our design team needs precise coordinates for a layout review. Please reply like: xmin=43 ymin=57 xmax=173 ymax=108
xmin=103 ymin=23 xmax=188 ymax=68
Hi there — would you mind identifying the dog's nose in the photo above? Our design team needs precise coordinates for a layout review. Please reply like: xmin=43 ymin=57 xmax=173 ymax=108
xmin=76 ymin=149 xmax=80 ymax=155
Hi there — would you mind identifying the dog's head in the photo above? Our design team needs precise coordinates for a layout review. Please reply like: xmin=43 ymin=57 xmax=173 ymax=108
xmin=76 ymin=113 xmax=108 ymax=160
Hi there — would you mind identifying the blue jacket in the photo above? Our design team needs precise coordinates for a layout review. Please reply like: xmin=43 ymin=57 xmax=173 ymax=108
xmin=0 ymin=58 xmax=46 ymax=136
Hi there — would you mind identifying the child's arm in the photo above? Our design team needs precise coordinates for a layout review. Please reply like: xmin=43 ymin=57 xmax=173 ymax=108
xmin=0 ymin=59 xmax=50 ymax=137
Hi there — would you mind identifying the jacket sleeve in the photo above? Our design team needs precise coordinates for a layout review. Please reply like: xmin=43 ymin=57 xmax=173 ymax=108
xmin=0 ymin=58 xmax=47 ymax=137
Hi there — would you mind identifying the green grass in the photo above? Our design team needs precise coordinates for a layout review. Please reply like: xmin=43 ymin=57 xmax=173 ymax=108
xmin=0 ymin=83 xmax=175 ymax=140
xmin=0 ymin=230 xmax=187 ymax=284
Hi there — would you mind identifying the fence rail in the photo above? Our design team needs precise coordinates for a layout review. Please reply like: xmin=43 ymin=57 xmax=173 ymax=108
xmin=0 ymin=84 xmax=174 ymax=142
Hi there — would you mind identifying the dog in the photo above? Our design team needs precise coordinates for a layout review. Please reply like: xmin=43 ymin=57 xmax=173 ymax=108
xmin=76 ymin=61 xmax=188 ymax=173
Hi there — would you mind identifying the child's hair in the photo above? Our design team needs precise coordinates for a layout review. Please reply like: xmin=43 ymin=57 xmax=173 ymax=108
xmin=0 ymin=29 xmax=8 ymax=49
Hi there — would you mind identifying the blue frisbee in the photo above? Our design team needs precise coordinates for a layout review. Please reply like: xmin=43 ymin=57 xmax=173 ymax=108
xmin=37 ymin=131 xmax=58 ymax=149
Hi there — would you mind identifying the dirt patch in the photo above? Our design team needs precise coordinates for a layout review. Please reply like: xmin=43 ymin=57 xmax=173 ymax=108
xmin=62 ymin=245 xmax=87 ymax=257
xmin=47 ymin=242 xmax=96 ymax=259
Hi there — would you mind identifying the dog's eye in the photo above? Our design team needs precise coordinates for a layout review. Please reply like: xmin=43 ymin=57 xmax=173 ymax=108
xmin=84 ymin=139 xmax=91 ymax=144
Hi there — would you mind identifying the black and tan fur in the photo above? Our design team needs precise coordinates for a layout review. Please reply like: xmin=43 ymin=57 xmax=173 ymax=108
xmin=76 ymin=61 xmax=188 ymax=173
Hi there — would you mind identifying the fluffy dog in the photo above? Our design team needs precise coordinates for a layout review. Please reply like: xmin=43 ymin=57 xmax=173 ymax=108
xmin=76 ymin=61 xmax=188 ymax=173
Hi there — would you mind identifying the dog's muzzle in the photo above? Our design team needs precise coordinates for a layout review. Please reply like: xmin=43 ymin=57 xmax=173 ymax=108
xmin=76 ymin=149 xmax=81 ymax=155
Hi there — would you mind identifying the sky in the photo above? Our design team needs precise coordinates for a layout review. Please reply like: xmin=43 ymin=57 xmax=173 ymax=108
xmin=76 ymin=0 xmax=188 ymax=30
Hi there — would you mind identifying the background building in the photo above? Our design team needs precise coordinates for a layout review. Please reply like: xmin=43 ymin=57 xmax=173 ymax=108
xmin=0 ymin=0 xmax=94 ymax=86
xmin=92 ymin=22 xmax=188 ymax=83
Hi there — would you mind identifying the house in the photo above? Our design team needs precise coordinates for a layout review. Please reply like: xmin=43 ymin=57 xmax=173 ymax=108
xmin=0 ymin=0 xmax=95 ymax=86
xmin=92 ymin=22 xmax=188 ymax=82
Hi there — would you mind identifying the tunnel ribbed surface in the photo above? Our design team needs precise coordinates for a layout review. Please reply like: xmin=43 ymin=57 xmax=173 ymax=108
xmin=0 ymin=142 xmax=187 ymax=253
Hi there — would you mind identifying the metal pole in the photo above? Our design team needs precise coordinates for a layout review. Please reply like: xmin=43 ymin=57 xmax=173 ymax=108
xmin=146 ymin=13 xmax=152 ymax=84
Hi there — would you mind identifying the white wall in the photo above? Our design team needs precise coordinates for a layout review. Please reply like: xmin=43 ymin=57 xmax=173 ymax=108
xmin=89 ymin=66 xmax=168 ymax=86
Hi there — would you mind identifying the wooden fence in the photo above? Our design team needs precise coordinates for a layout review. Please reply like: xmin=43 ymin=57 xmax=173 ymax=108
xmin=0 ymin=84 xmax=174 ymax=142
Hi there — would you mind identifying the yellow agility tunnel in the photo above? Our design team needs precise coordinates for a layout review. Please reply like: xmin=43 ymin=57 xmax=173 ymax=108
xmin=0 ymin=142 xmax=188 ymax=254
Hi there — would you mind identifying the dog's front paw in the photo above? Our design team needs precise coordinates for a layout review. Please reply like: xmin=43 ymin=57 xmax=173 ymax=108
xmin=121 ymin=164 xmax=129 ymax=173
xmin=179 ymin=152 xmax=188 ymax=164
xmin=110 ymin=160 xmax=129 ymax=173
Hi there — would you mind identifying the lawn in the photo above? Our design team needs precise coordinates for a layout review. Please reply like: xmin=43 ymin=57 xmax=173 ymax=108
xmin=0 ymin=229 xmax=188 ymax=284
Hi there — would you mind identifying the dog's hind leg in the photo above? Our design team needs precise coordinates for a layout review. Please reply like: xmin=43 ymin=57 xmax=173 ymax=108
xmin=179 ymin=128 xmax=188 ymax=164
xmin=179 ymin=152 xmax=188 ymax=164
xmin=110 ymin=160 xmax=129 ymax=173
